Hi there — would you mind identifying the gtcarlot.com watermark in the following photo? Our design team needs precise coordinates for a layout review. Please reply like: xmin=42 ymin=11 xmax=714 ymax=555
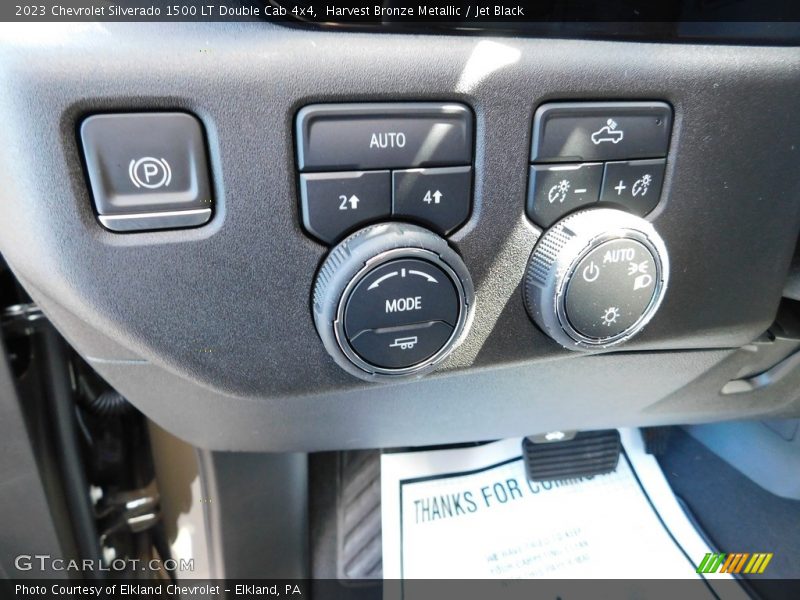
xmin=15 ymin=554 xmax=194 ymax=573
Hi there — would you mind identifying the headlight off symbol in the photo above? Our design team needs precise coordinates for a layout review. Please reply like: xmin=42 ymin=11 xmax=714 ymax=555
xmin=128 ymin=157 xmax=172 ymax=189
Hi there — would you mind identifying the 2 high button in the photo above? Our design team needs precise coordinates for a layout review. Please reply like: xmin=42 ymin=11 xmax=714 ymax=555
xmin=296 ymin=103 xmax=474 ymax=244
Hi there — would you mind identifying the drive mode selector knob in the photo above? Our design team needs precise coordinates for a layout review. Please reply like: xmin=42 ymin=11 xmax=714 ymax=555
xmin=524 ymin=208 xmax=669 ymax=350
xmin=313 ymin=223 xmax=474 ymax=381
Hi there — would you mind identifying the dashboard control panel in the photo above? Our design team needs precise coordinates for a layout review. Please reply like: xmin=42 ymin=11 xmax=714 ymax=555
xmin=300 ymin=101 xmax=675 ymax=377
xmin=527 ymin=102 xmax=672 ymax=226
xmin=76 ymin=101 xmax=677 ymax=380
xmin=312 ymin=222 xmax=474 ymax=380
xmin=5 ymin=23 xmax=796 ymax=451
xmin=295 ymin=103 xmax=474 ymax=243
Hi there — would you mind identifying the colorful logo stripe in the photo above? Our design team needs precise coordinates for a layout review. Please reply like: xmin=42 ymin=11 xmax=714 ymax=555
xmin=696 ymin=552 xmax=773 ymax=574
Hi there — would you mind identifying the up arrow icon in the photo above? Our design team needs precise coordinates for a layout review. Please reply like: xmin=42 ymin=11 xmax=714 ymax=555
xmin=432 ymin=190 xmax=443 ymax=204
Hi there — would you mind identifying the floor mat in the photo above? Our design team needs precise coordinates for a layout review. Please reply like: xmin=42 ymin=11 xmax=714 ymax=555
xmin=659 ymin=428 xmax=800 ymax=596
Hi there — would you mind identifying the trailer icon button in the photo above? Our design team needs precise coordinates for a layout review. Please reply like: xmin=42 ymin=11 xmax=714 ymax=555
xmin=349 ymin=321 xmax=454 ymax=369
xmin=389 ymin=336 xmax=419 ymax=350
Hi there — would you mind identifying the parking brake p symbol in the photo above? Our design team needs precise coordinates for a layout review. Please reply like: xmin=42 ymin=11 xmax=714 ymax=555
xmin=128 ymin=157 xmax=172 ymax=189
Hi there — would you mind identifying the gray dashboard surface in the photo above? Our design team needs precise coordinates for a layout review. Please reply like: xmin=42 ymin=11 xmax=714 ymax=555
xmin=0 ymin=23 xmax=799 ymax=450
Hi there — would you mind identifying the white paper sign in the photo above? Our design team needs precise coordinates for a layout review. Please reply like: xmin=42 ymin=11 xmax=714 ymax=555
xmin=381 ymin=429 xmax=743 ymax=597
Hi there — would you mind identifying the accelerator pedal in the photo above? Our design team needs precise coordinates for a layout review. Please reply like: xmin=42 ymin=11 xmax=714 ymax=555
xmin=523 ymin=429 xmax=621 ymax=481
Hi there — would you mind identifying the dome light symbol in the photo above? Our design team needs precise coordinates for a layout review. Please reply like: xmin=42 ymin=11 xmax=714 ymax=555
xmin=631 ymin=173 xmax=653 ymax=197
xmin=601 ymin=306 xmax=620 ymax=327
xmin=547 ymin=179 xmax=571 ymax=204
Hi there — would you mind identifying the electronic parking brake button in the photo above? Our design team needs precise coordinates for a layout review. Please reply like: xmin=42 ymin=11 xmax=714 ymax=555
xmin=80 ymin=112 xmax=213 ymax=232
xmin=344 ymin=258 xmax=459 ymax=337
xmin=349 ymin=321 xmax=454 ymax=370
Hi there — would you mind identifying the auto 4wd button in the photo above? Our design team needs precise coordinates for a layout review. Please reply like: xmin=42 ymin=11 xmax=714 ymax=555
xmin=349 ymin=321 xmax=454 ymax=369
xmin=296 ymin=103 xmax=473 ymax=171
xmin=344 ymin=258 xmax=459 ymax=337
xmin=531 ymin=102 xmax=672 ymax=163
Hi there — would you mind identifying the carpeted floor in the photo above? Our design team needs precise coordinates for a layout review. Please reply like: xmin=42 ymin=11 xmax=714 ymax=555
xmin=659 ymin=428 xmax=800 ymax=597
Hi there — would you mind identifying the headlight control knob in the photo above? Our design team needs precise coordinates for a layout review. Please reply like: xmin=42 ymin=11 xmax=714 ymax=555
xmin=313 ymin=222 xmax=474 ymax=381
xmin=524 ymin=208 xmax=669 ymax=351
